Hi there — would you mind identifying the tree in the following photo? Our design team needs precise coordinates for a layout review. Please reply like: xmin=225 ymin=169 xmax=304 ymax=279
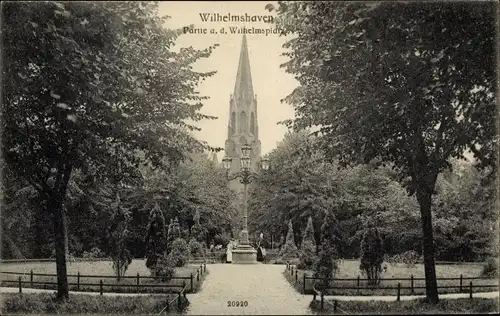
xmin=314 ymin=210 xmax=341 ymax=287
xmin=188 ymin=238 xmax=205 ymax=258
xmin=298 ymin=216 xmax=316 ymax=269
xmin=169 ymin=238 xmax=189 ymax=267
xmin=167 ymin=217 xmax=181 ymax=253
xmin=279 ymin=219 xmax=299 ymax=259
xmin=359 ymin=224 xmax=384 ymax=286
xmin=275 ymin=1 xmax=496 ymax=303
xmin=108 ymin=192 xmax=133 ymax=281
xmin=144 ymin=203 xmax=167 ymax=275
xmin=191 ymin=209 xmax=206 ymax=243
xmin=3 ymin=1 xmax=218 ymax=299
xmin=249 ymin=131 xmax=337 ymax=246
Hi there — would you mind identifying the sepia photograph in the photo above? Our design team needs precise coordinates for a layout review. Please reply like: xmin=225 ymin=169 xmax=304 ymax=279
xmin=1 ymin=1 xmax=499 ymax=315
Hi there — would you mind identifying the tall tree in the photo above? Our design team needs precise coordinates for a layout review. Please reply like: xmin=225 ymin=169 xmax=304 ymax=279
xmin=2 ymin=1 xmax=217 ymax=299
xmin=144 ymin=203 xmax=167 ymax=275
xmin=314 ymin=210 xmax=341 ymax=287
xmin=275 ymin=1 xmax=497 ymax=303
xmin=108 ymin=192 xmax=133 ymax=281
xmin=249 ymin=131 xmax=337 ymax=244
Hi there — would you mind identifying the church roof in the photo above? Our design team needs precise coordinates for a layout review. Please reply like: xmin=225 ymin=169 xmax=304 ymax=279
xmin=233 ymin=34 xmax=254 ymax=104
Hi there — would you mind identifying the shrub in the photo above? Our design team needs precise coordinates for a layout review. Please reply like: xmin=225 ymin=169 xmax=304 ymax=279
xmin=151 ymin=254 xmax=175 ymax=281
xmin=144 ymin=203 xmax=167 ymax=274
xmin=359 ymin=224 xmax=384 ymax=286
xmin=401 ymin=250 xmax=419 ymax=268
xmin=213 ymin=233 xmax=230 ymax=247
xmin=314 ymin=210 xmax=341 ymax=287
xmin=279 ymin=220 xmax=299 ymax=259
xmin=188 ymin=238 xmax=205 ymax=258
xmin=298 ymin=216 xmax=317 ymax=270
xmin=82 ymin=247 xmax=106 ymax=259
xmin=169 ymin=238 xmax=189 ymax=267
xmin=481 ymin=257 xmax=498 ymax=277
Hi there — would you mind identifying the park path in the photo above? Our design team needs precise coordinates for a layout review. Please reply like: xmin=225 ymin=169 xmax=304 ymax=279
xmin=186 ymin=263 xmax=314 ymax=315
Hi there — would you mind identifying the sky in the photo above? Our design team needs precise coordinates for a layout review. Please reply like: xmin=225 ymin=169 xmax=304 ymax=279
xmin=158 ymin=1 xmax=298 ymax=160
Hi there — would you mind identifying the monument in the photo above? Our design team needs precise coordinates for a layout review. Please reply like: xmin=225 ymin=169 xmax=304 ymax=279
xmin=223 ymin=34 xmax=262 ymax=263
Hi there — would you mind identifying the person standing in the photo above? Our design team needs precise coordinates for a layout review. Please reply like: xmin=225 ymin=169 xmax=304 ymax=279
xmin=226 ymin=240 xmax=233 ymax=263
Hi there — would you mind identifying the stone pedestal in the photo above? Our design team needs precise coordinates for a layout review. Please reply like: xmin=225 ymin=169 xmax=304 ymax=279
xmin=232 ymin=245 xmax=257 ymax=264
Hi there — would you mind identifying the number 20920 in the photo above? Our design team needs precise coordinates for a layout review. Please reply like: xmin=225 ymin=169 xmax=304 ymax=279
xmin=227 ymin=300 xmax=248 ymax=307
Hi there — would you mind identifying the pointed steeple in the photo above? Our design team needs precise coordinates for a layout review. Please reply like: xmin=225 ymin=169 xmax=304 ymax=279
xmin=233 ymin=34 xmax=254 ymax=105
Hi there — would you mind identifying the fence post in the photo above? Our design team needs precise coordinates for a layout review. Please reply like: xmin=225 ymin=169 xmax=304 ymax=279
xmin=291 ymin=266 xmax=294 ymax=276
xmin=397 ymin=283 xmax=401 ymax=301
xmin=166 ymin=300 xmax=170 ymax=312
xmin=357 ymin=275 xmax=360 ymax=295
xmin=197 ymin=270 xmax=200 ymax=282
xmin=410 ymin=274 xmax=414 ymax=294
xmin=459 ymin=274 xmax=463 ymax=292
xmin=303 ymin=274 xmax=306 ymax=293
xmin=190 ymin=273 xmax=194 ymax=293
xmin=200 ymin=265 xmax=203 ymax=276
xmin=177 ymin=293 xmax=181 ymax=310
xmin=77 ymin=271 xmax=80 ymax=291
xmin=469 ymin=281 xmax=473 ymax=299
xmin=313 ymin=291 xmax=316 ymax=301
xmin=18 ymin=276 xmax=22 ymax=293
xmin=30 ymin=270 xmax=33 ymax=288
xmin=100 ymin=279 xmax=103 ymax=295
xmin=334 ymin=300 xmax=338 ymax=313
xmin=295 ymin=269 xmax=298 ymax=283
xmin=320 ymin=291 xmax=324 ymax=311
xmin=136 ymin=273 xmax=140 ymax=293
xmin=204 ymin=263 xmax=206 ymax=272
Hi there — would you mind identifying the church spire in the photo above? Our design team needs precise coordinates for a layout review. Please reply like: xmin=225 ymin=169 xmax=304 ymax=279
xmin=233 ymin=34 xmax=254 ymax=105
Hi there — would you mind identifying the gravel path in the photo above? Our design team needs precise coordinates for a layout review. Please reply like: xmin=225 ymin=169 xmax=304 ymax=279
xmin=186 ymin=263 xmax=314 ymax=315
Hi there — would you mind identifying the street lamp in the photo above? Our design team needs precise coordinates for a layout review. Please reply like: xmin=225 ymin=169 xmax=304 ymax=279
xmin=222 ymin=144 xmax=270 ymax=263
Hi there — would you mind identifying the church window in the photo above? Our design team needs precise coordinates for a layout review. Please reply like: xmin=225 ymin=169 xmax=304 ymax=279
xmin=250 ymin=112 xmax=255 ymax=135
xmin=239 ymin=111 xmax=247 ymax=133
xmin=231 ymin=112 xmax=236 ymax=134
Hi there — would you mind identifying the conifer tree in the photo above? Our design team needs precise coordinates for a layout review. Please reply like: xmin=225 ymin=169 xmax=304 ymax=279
xmin=144 ymin=203 xmax=167 ymax=274
xmin=299 ymin=216 xmax=316 ymax=269
xmin=314 ymin=210 xmax=341 ymax=287
xmin=279 ymin=219 xmax=299 ymax=259
xmin=191 ymin=210 xmax=205 ymax=243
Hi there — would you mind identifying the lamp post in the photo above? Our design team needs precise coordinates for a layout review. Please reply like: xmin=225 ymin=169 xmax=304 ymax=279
xmin=222 ymin=144 xmax=269 ymax=263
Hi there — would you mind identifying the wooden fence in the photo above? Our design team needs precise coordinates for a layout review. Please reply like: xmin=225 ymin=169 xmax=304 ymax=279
xmin=285 ymin=263 xmax=498 ymax=301
xmin=2 ymin=263 xmax=207 ymax=295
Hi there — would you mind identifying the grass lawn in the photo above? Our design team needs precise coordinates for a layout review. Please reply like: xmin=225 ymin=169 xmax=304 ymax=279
xmin=1 ymin=292 xmax=188 ymax=314
xmin=284 ymin=260 xmax=498 ymax=296
xmin=1 ymin=260 xmax=208 ymax=294
xmin=309 ymin=297 xmax=498 ymax=314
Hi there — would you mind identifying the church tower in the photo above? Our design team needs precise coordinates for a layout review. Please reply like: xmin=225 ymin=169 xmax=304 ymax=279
xmin=224 ymin=34 xmax=261 ymax=193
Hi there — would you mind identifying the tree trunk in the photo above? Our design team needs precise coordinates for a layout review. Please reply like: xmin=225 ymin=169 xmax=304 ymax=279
xmin=51 ymin=194 xmax=69 ymax=300
xmin=416 ymin=188 xmax=439 ymax=303
xmin=50 ymin=165 xmax=73 ymax=301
